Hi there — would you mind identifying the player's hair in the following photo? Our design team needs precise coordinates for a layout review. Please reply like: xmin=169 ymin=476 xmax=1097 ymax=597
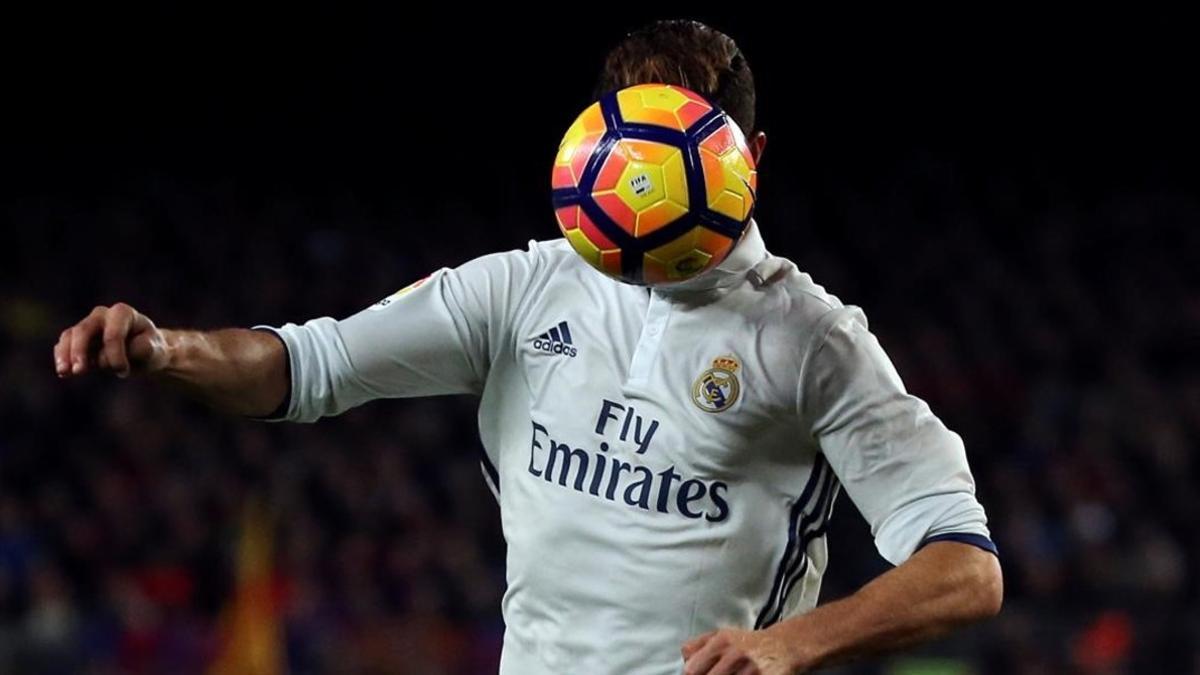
xmin=595 ymin=20 xmax=756 ymax=134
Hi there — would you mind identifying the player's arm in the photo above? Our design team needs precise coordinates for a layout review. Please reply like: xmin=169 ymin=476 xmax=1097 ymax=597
xmin=682 ymin=540 xmax=1000 ymax=674
xmin=53 ymin=303 xmax=288 ymax=417
xmin=55 ymin=245 xmax=538 ymax=421
xmin=773 ymin=539 xmax=1000 ymax=670
xmin=261 ymin=245 xmax=536 ymax=422
xmin=683 ymin=307 xmax=1002 ymax=674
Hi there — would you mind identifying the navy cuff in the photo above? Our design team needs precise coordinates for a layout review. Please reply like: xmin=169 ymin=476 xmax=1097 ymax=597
xmin=919 ymin=532 xmax=998 ymax=557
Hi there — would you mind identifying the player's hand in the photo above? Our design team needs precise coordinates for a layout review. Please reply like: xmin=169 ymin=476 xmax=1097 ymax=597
xmin=681 ymin=627 xmax=798 ymax=675
xmin=54 ymin=303 xmax=169 ymax=378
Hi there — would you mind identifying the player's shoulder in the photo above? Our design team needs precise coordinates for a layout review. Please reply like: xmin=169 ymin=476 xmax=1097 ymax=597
xmin=474 ymin=237 xmax=582 ymax=270
xmin=747 ymin=253 xmax=874 ymax=369
xmin=501 ymin=236 xmax=599 ymax=287
xmin=528 ymin=236 xmax=586 ymax=267
xmin=768 ymin=257 xmax=842 ymax=308
xmin=753 ymin=252 xmax=860 ymax=327
xmin=452 ymin=236 xmax=585 ymax=285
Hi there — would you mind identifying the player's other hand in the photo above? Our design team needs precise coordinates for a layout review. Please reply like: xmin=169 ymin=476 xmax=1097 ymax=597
xmin=54 ymin=303 xmax=168 ymax=379
xmin=681 ymin=627 xmax=798 ymax=675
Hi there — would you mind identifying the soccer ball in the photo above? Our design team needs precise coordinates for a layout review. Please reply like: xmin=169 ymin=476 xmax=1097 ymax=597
xmin=551 ymin=83 xmax=758 ymax=285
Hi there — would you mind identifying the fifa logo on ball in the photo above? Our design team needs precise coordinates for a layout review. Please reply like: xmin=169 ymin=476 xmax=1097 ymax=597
xmin=551 ymin=84 xmax=758 ymax=285
xmin=630 ymin=173 xmax=653 ymax=197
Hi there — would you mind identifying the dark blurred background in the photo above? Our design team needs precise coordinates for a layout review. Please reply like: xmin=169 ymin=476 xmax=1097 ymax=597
xmin=2 ymin=8 xmax=1198 ymax=674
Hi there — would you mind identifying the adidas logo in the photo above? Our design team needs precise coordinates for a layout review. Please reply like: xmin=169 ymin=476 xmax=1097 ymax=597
xmin=532 ymin=321 xmax=578 ymax=358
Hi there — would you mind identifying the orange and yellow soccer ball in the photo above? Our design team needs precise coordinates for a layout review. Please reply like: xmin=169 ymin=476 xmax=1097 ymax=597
xmin=551 ymin=83 xmax=758 ymax=285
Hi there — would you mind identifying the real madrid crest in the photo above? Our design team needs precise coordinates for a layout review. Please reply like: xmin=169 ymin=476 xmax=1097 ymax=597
xmin=692 ymin=355 xmax=741 ymax=413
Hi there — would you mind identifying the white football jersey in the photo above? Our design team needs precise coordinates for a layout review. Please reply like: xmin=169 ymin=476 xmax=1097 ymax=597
xmin=260 ymin=222 xmax=994 ymax=675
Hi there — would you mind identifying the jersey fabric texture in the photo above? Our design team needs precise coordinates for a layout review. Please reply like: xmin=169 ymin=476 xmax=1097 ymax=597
xmin=259 ymin=223 xmax=994 ymax=675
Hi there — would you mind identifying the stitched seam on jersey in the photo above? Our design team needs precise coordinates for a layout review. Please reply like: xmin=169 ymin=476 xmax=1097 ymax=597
xmin=790 ymin=286 xmax=842 ymax=313
xmin=754 ymin=457 xmax=828 ymax=629
xmin=793 ymin=306 xmax=860 ymax=425
xmin=683 ymin=521 xmax=717 ymax=646
xmin=438 ymin=267 xmax=489 ymax=391
xmin=508 ymin=240 xmax=549 ymax=369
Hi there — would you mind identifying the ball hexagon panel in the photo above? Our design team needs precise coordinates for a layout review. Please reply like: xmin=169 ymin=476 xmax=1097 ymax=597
xmin=555 ymin=205 xmax=622 ymax=277
xmin=641 ymin=225 xmax=735 ymax=285
xmin=699 ymin=122 xmax=758 ymax=222
xmin=616 ymin=84 xmax=713 ymax=132
xmin=636 ymin=199 xmax=688 ymax=237
xmin=594 ymin=138 xmax=689 ymax=237
xmin=552 ymin=102 xmax=607 ymax=190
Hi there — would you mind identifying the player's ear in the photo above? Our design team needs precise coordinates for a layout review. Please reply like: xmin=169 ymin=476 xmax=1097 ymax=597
xmin=748 ymin=131 xmax=767 ymax=165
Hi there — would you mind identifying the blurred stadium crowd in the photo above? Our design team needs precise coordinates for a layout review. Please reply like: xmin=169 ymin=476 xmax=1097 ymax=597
xmin=2 ymin=151 xmax=1197 ymax=674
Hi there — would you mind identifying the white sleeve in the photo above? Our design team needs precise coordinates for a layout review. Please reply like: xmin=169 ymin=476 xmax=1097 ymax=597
xmin=257 ymin=243 xmax=540 ymax=423
xmin=800 ymin=307 xmax=994 ymax=566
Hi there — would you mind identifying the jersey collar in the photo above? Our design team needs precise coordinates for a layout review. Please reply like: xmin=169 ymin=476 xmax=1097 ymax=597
xmin=654 ymin=220 xmax=773 ymax=294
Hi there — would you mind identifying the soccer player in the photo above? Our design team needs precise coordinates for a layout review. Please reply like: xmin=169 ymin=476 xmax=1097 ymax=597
xmin=53 ymin=20 xmax=1002 ymax=675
